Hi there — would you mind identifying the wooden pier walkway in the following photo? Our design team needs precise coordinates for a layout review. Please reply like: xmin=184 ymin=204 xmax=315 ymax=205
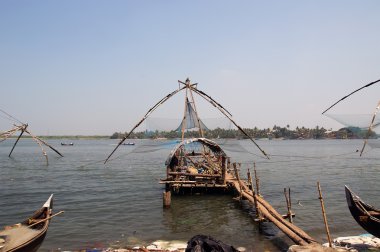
xmin=225 ymin=173 xmax=318 ymax=246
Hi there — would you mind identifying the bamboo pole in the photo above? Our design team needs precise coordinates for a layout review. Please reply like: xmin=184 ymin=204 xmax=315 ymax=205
xmin=28 ymin=211 xmax=64 ymax=228
xmin=189 ymin=86 xmax=269 ymax=159
xmin=322 ymin=78 xmax=380 ymax=114
xmin=181 ymin=88 xmax=189 ymax=141
xmin=253 ymin=162 xmax=260 ymax=196
xmin=24 ymin=129 xmax=63 ymax=157
xmin=233 ymin=163 xmax=243 ymax=202
xmin=9 ymin=124 xmax=27 ymax=157
xmin=247 ymin=168 xmax=253 ymax=190
xmin=225 ymin=172 xmax=316 ymax=244
xmin=187 ymin=79 xmax=204 ymax=138
xmin=284 ymin=188 xmax=293 ymax=223
xmin=105 ymin=86 xmax=187 ymax=163
xmin=222 ymin=156 xmax=227 ymax=185
xmin=248 ymin=168 xmax=260 ymax=219
xmin=317 ymin=182 xmax=332 ymax=247
xmin=240 ymin=189 xmax=310 ymax=246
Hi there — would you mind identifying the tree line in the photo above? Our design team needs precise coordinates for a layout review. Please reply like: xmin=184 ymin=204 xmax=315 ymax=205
xmin=110 ymin=125 xmax=376 ymax=140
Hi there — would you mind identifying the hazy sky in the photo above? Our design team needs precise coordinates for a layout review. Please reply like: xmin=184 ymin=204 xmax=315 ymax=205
xmin=1 ymin=1 xmax=380 ymax=135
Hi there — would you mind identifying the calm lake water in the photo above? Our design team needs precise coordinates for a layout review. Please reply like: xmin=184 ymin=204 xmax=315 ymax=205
xmin=0 ymin=139 xmax=379 ymax=251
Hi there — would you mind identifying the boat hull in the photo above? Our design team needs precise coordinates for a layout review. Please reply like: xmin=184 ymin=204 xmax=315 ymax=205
xmin=0 ymin=195 xmax=53 ymax=252
xmin=345 ymin=186 xmax=380 ymax=238
xmin=7 ymin=231 xmax=48 ymax=252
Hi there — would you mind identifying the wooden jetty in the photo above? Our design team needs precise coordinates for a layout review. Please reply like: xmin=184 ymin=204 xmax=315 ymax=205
xmin=226 ymin=169 xmax=317 ymax=246
xmin=161 ymin=155 xmax=317 ymax=246
xmin=106 ymin=78 xmax=319 ymax=247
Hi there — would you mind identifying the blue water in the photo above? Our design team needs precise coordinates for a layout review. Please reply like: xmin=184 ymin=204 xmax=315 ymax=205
xmin=0 ymin=139 xmax=379 ymax=251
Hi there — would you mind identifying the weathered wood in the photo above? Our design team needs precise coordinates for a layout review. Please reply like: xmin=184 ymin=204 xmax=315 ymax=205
xmin=163 ymin=191 xmax=171 ymax=208
xmin=160 ymin=181 xmax=197 ymax=184
xmin=248 ymin=168 xmax=260 ymax=219
xmin=168 ymin=172 xmax=221 ymax=178
xmin=225 ymin=173 xmax=316 ymax=245
xmin=233 ymin=163 xmax=243 ymax=202
xmin=253 ymin=162 xmax=260 ymax=196
xmin=247 ymin=168 xmax=252 ymax=190
xmin=240 ymin=189 xmax=309 ymax=246
xmin=317 ymin=182 xmax=332 ymax=247
xmin=25 ymin=129 xmax=63 ymax=157
xmin=284 ymin=188 xmax=293 ymax=223
xmin=28 ymin=211 xmax=64 ymax=228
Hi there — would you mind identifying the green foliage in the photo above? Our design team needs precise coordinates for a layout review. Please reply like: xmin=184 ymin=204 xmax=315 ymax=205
xmin=110 ymin=125 xmax=378 ymax=140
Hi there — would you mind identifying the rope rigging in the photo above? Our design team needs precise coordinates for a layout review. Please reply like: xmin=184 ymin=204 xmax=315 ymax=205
xmin=104 ymin=78 xmax=269 ymax=163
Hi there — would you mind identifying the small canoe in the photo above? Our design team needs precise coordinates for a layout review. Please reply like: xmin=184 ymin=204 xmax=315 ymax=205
xmin=0 ymin=195 xmax=54 ymax=252
xmin=61 ymin=143 xmax=73 ymax=146
xmin=122 ymin=142 xmax=135 ymax=146
xmin=345 ymin=186 xmax=380 ymax=238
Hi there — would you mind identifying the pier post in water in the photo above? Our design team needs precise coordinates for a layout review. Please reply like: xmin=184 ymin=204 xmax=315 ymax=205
xmin=222 ymin=156 xmax=227 ymax=185
xmin=163 ymin=184 xmax=171 ymax=208
xmin=253 ymin=162 xmax=260 ymax=196
xmin=284 ymin=188 xmax=293 ymax=223
xmin=247 ymin=168 xmax=253 ymax=190
xmin=233 ymin=163 xmax=243 ymax=202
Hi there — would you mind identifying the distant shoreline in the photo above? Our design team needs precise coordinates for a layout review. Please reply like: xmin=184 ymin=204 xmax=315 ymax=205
xmin=8 ymin=135 xmax=111 ymax=140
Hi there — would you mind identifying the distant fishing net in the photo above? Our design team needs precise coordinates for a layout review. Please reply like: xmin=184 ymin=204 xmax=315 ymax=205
xmin=325 ymin=114 xmax=380 ymax=131
xmin=326 ymin=113 xmax=380 ymax=151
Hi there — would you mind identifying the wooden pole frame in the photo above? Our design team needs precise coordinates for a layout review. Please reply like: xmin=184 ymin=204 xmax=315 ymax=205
xmin=105 ymin=78 xmax=269 ymax=163
xmin=8 ymin=124 xmax=27 ymax=157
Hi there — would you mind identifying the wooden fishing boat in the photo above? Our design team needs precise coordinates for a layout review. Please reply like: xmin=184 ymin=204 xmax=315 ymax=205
xmin=61 ymin=142 xmax=74 ymax=146
xmin=0 ymin=194 xmax=54 ymax=252
xmin=164 ymin=137 xmax=228 ymax=187
xmin=121 ymin=142 xmax=135 ymax=146
xmin=345 ymin=186 xmax=380 ymax=238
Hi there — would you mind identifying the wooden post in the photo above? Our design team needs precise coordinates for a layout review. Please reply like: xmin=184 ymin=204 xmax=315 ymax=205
xmin=284 ymin=188 xmax=293 ymax=223
xmin=247 ymin=168 xmax=253 ymax=190
xmin=222 ymin=156 xmax=226 ymax=185
xmin=317 ymin=182 xmax=332 ymax=247
xmin=233 ymin=163 xmax=243 ymax=202
xmin=253 ymin=162 xmax=260 ymax=196
xmin=163 ymin=191 xmax=171 ymax=208
xmin=227 ymin=157 xmax=231 ymax=172
xmin=248 ymin=168 xmax=260 ymax=219
xmin=163 ymin=184 xmax=171 ymax=208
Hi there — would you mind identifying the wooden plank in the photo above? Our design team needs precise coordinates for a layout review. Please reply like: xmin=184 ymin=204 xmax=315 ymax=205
xmin=168 ymin=172 xmax=221 ymax=178
xmin=225 ymin=173 xmax=316 ymax=245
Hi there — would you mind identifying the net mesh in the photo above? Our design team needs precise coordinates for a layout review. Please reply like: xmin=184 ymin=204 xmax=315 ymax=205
xmin=325 ymin=114 xmax=380 ymax=131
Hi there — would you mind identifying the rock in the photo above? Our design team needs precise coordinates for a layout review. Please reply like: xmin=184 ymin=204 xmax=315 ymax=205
xmin=186 ymin=235 xmax=239 ymax=252
xmin=331 ymin=234 xmax=380 ymax=251
xmin=288 ymin=244 xmax=350 ymax=252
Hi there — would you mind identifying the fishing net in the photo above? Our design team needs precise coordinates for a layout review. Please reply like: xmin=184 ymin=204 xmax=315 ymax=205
xmin=325 ymin=114 xmax=380 ymax=132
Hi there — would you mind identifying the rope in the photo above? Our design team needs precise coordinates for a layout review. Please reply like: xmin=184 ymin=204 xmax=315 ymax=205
xmin=0 ymin=109 xmax=23 ymax=124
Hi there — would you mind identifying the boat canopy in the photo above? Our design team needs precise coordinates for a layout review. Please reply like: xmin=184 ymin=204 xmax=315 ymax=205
xmin=165 ymin=138 xmax=227 ymax=166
